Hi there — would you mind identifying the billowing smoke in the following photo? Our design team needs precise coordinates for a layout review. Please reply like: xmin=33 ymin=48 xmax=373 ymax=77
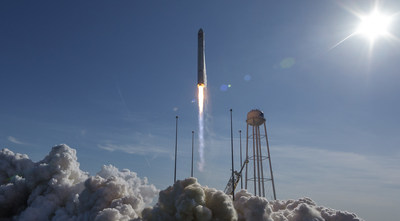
xmin=142 ymin=178 xmax=363 ymax=221
xmin=142 ymin=178 xmax=236 ymax=221
xmin=1 ymin=145 xmax=363 ymax=221
xmin=0 ymin=144 xmax=158 ymax=221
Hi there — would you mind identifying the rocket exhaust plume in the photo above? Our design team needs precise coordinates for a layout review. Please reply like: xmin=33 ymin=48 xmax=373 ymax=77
xmin=197 ymin=28 xmax=207 ymax=171
xmin=198 ymin=85 xmax=205 ymax=171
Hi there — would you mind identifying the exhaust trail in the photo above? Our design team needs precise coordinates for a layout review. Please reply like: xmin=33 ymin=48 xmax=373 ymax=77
xmin=198 ymin=85 xmax=205 ymax=171
xmin=197 ymin=28 xmax=207 ymax=172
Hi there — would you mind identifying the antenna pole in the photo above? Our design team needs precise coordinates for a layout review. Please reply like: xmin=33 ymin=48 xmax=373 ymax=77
xmin=230 ymin=109 xmax=235 ymax=200
xmin=239 ymin=130 xmax=243 ymax=189
xmin=174 ymin=116 xmax=178 ymax=183
xmin=191 ymin=130 xmax=194 ymax=177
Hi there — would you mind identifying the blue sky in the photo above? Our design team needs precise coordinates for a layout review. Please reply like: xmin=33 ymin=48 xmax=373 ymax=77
xmin=1 ymin=1 xmax=400 ymax=220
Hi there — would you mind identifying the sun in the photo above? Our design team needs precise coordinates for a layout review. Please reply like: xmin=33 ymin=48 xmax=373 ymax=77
xmin=329 ymin=3 xmax=398 ymax=51
xmin=355 ymin=9 xmax=392 ymax=42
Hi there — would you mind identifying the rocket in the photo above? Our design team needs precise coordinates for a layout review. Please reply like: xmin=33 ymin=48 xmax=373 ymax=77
xmin=197 ymin=29 xmax=207 ymax=87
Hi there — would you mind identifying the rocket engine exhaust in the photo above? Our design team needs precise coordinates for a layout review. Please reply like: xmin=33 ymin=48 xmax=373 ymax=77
xmin=197 ymin=28 xmax=207 ymax=171
xmin=198 ymin=85 xmax=205 ymax=171
xmin=198 ymin=85 xmax=204 ymax=114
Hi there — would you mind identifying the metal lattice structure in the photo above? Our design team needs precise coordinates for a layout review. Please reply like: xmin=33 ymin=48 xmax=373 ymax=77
xmin=224 ymin=159 xmax=248 ymax=195
xmin=244 ymin=109 xmax=277 ymax=200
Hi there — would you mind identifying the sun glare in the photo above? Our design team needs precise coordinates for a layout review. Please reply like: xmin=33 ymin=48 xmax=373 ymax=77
xmin=330 ymin=4 xmax=398 ymax=51
xmin=356 ymin=9 xmax=392 ymax=42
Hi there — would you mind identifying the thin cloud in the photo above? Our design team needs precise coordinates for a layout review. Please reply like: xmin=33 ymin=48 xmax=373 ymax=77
xmin=98 ymin=143 xmax=170 ymax=156
xmin=7 ymin=136 xmax=26 ymax=145
xmin=97 ymin=131 xmax=175 ymax=158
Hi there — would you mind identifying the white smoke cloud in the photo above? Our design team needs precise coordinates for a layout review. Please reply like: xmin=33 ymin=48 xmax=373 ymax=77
xmin=0 ymin=144 xmax=158 ymax=221
xmin=142 ymin=177 xmax=237 ymax=221
xmin=0 ymin=145 xmax=363 ymax=221
xmin=143 ymin=178 xmax=363 ymax=221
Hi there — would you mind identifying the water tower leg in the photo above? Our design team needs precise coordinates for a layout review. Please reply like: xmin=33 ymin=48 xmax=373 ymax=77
xmin=264 ymin=122 xmax=277 ymax=200
xmin=252 ymin=125 xmax=257 ymax=196
xmin=256 ymin=126 xmax=262 ymax=196
xmin=258 ymin=126 xmax=266 ymax=197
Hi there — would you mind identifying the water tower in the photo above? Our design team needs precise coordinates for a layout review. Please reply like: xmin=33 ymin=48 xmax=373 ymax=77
xmin=244 ymin=109 xmax=276 ymax=199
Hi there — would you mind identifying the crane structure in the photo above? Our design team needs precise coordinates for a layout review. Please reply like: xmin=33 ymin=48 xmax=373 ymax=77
xmin=224 ymin=159 xmax=249 ymax=195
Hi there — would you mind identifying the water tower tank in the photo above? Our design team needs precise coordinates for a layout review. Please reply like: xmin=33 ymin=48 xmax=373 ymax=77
xmin=246 ymin=109 xmax=265 ymax=126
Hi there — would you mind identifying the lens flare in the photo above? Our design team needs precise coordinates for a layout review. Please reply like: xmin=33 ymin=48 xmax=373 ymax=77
xmin=198 ymin=85 xmax=205 ymax=171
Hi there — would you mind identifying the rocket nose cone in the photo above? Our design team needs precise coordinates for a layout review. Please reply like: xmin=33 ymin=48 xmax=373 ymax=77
xmin=198 ymin=28 xmax=203 ymax=33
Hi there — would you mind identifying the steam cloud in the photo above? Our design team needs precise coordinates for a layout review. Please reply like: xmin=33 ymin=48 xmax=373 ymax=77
xmin=0 ymin=144 xmax=157 ymax=221
xmin=142 ymin=178 xmax=363 ymax=221
xmin=1 ymin=145 xmax=363 ymax=221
